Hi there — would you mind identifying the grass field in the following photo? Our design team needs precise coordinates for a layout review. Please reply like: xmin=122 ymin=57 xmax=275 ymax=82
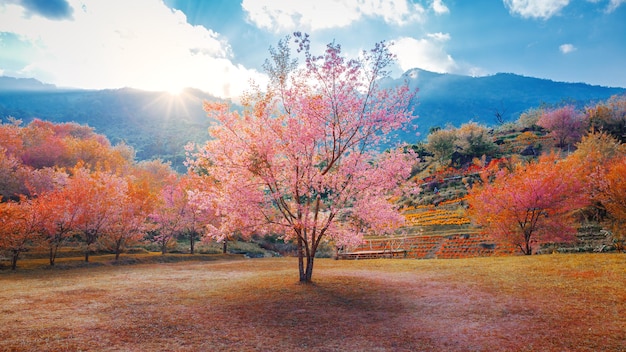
xmin=1 ymin=253 xmax=624 ymax=351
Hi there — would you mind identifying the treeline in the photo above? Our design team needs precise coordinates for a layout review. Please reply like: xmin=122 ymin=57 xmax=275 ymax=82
xmin=0 ymin=118 xmax=217 ymax=270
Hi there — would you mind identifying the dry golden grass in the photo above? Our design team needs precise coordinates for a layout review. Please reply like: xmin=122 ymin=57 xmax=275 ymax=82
xmin=0 ymin=253 xmax=624 ymax=351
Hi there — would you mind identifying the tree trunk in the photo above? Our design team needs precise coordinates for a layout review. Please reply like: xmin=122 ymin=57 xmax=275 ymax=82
xmin=160 ymin=237 xmax=168 ymax=255
xmin=298 ymin=238 xmax=316 ymax=283
xmin=297 ymin=235 xmax=306 ymax=282
xmin=190 ymin=232 xmax=195 ymax=255
xmin=304 ymin=253 xmax=314 ymax=283
xmin=84 ymin=231 xmax=97 ymax=262
xmin=222 ymin=238 xmax=228 ymax=254
xmin=11 ymin=250 xmax=19 ymax=271
xmin=114 ymin=240 xmax=123 ymax=261
xmin=523 ymin=232 xmax=532 ymax=255
xmin=49 ymin=245 xmax=57 ymax=266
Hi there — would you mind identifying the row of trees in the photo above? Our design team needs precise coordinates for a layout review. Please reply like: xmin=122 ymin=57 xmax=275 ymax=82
xmin=0 ymin=119 xmax=218 ymax=270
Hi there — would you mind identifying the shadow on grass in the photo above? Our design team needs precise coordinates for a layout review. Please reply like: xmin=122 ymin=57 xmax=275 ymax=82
xmin=200 ymin=273 xmax=438 ymax=351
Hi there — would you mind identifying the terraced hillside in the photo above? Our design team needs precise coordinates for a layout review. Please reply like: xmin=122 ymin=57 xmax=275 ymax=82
xmin=339 ymin=196 xmax=519 ymax=259
xmin=341 ymin=233 xmax=518 ymax=260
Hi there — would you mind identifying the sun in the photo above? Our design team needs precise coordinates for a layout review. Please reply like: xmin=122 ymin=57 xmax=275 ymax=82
xmin=165 ymin=85 xmax=185 ymax=96
xmin=148 ymin=73 xmax=188 ymax=96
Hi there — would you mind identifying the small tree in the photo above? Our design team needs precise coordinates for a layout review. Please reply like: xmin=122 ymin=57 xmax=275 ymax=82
xmin=454 ymin=122 xmax=497 ymax=160
xmin=0 ymin=147 xmax=30 ymax=200
xmin=102 ymin=180 xmax=154 ymax=260
xmin=0 ymin=197 xmax=47 ymax=270
xmin=517 ymin=107 xmax=544 ymax=131
xmin=177 ymin=174 xmax=216 ymax=254
xmin=39 ymin=185 xmax=80 ymax=266
xmin=564 ymin=131 xmax=625 ymax=223
xmin=70 ymin=168 xmax=127 ymax=262
xmin=150 ymin=176 xmax=189 ymax=254
xmin=189 ymin=34 xmax=417 ymax=282
xmin=468 ymin=154 xmax=589 ymax=255
xmin=426 ymin=127 xmax=457 ymax=165
xmin=585 ymin=95 xmax=626 ymax=143
xmin=537 ymin=105 xmax=587 ymax=150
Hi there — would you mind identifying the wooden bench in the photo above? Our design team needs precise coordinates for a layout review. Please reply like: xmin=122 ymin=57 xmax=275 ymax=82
xmin=337 ymin=249 xmax=406 ymax=260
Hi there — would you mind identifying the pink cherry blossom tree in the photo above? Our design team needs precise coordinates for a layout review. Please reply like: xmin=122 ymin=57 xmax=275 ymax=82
xmin=178 ymin=174 xmax=217 ymax=254
xmin=149 ymin=175 xmax=187 ymax=255
xmin=149 ymin=174 xmax=215 ymax=255
xmin=188 ymin=34 xmax=418 ymax=282
xmin=537 ymin=105 xmax=587 ymax=150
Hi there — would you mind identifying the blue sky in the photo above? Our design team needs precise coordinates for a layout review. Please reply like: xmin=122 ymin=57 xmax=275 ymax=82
xmin=1 ymin=0 xmax=625 ymax=98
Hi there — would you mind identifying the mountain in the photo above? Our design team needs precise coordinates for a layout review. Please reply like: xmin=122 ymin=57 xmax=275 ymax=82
xmin=0 ymin=77 xmax=220 ymax=172
xmin=385 ymin=69 xmax=625 ymax=142
xmin=1 ymin=72 xmax=624 ymax=170
xmin=0 ymin=76 xmax=58 ymax=92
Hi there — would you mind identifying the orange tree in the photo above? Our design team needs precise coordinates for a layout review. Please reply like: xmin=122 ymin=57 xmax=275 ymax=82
xmin=38 ymin=183 xmax=82 ymax=266
xmin=69 ymin=167 xmax=128 ymax=262
xmin=564 ymin=131 xmax=625 ymax=223
xmin=468 ymin=154 xmax=589 ymax=255
xmin=101 ymin=179 xmax=154 ymax=260
xmin=0 ymin=196 xmax=49 ymax=270
xmin=596 ymin=156 xmax=626 ymax=250
xmin=586 ymin=94 xmax=626 ymax=143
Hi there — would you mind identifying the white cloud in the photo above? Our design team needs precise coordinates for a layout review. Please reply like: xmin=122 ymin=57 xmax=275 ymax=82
xmin=586 ymin=0 xmax=625 ymax=13
xmin=390 ymin=35 xmax=457 ymax=73
xmin=241 ymin=0 xmax=425 ymax=32
xmin=607 ymin=0 xmax=626 ymax=12
xmin=431 ymin=0 xmax=450 ymax=14
xmin=503 ymin=0 xmax=570 ymax=19
xmin=0 ymin=0 xmax=265 ymax=98
xmin=427 ymin=32 xmax=451 ymax=41
xmin=559 ymin=43 xmax=576 ymax=54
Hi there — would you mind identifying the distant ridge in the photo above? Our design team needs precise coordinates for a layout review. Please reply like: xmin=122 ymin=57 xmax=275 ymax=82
xmin=0 ymin=78 xmax=219 ymax=172
xmin=385 ymin=68 xmax=625 ymax=141
xmin=0 ymin=76 xmax=59 ymax=92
